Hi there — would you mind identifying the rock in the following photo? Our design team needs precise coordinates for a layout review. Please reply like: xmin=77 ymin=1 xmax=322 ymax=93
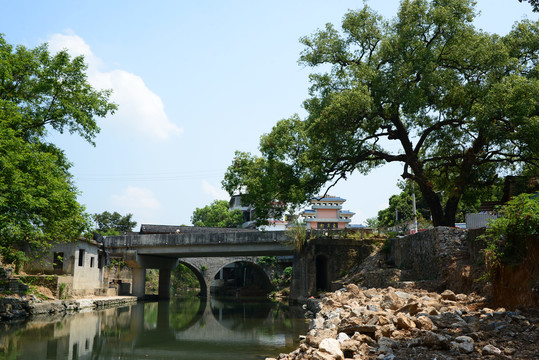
xmin=414 ymin=315 xmax=435 ymax=330
xmin=394 ymin=291 xmax=415 ymax=301
xmin=306 ymin=298 xmax=322 ymax=314
xmin=310 ymin=315 xmax=325 ymax=330
xmin=339 ymin=323 xmax=377 ymax=334
xmin=482 ymin=344 xmax=502 ymax=356
xmin=452 ymin=341 xmax=474 ymax=354
xmin=381 ymin=293 xmax=404 ymax=310
xmin=307 ymin=328 xmax=338 ymax=347
xmin=338 ymin=317 xmax=377 ymax=334
xmin=324 ymin=312 xmax=341 ymax=329
xmin=27 ymin=300 xmax=64 ymax=315
xmin=351 ymin=333 xmax=377 ymax=346
xmin=422 ymin=331 xmax=451 ymax=349
xmin=394 ymin=302 xmax=420 ymax=315
xmin=377 ymin=337 xmax=398 ymax=355
xmin=312 ymin=350 xmax=336 ymax=360
xmin=341 ymin=339 xmax=361 ymax=354
xmin=428 ymin=312 xmax=467 ymax=328
xmin=377 ymin=354 xmax=396 ymax=360
xmin=423 ymin=306 xmax=439 ymax=315
xmin=441 ymin=289 xmax=457 ymax=301
xmin=346 ymin=284 xmax=360 ymax=297
xmin=395 ymin=313 xmax=416 ymax=330
xmin=455 ymin=335 xmax=473 ymax=343
xmin=378 ymin=324 xmax=395 ymax=338
xmin=336 ymin=332 xmax=349 ymax=346
xmin=318 ymin=338 xmax=344 ymax=360
xmin=75 ymin=299 xmax=94 ymax=309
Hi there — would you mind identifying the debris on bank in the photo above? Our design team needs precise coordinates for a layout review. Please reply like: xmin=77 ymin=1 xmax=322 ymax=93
xmin=266 ymin=284 xmax=538 ymax=360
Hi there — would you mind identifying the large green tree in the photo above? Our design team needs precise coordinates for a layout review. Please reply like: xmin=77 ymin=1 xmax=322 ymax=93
xmin=0 ymin=34 xmax=117 ymax=263
xmin=223 ymin=0 xmax=538 ymax=226
xmin=519 ymin=0 xmax=539 ymax=12
xmin=191 ymin=200 xmax=244 ymax=228
xmin=94 ymin=211 xmax=137 ymax=235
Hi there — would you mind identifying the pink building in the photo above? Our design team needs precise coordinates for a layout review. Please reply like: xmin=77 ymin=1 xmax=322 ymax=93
xmin=299 ymin=196 xmax=355 ymax=229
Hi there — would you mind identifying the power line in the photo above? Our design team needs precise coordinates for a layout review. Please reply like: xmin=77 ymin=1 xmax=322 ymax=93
xmin=74 ymin=169 xmax=226 ymax=182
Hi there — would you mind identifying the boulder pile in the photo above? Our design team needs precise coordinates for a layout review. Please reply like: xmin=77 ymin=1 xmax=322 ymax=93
xmin=267 ymin=285 xmax=538 ymax=359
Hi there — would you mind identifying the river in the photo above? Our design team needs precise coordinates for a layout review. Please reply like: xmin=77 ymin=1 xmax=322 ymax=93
xmin=0 ymin=296 xmax=308 ymax=359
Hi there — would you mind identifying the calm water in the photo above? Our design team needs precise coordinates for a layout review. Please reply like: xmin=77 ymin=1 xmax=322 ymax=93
xmin=0 ymin=297 xmax=308 ymax=360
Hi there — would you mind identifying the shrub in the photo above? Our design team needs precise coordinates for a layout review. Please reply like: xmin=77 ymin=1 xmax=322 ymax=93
xmin=283 ymin=266 xmax=292 ymax=278
xmin=479 ymin=193 xmax=539 ymax=308
xmin=481 ymin=193 xmax=538 ymax=269
xmin=258 ymin=256 xmax=277 ymax=267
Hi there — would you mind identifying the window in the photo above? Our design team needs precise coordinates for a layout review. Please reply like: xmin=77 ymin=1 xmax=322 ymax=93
xmin=78 ymin=249 xmax=85 ymax=267
xmin=90 ymin=257 xmax=95 ymax=268
xmin=53 ymin=252 xmax=64 ymax=270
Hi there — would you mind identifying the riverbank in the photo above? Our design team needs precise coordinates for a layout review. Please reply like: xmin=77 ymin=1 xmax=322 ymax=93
xmin=0 ymin=294 xmax=137 ymax=321
xmin=265 ymin=284 xmax=539 ymax=359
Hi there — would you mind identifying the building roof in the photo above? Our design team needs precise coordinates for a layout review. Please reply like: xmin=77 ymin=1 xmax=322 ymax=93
xmin=312 ymin=196 xmax=346 ymax=202
xmin=340 ymin=210 xmax=356 ymax=215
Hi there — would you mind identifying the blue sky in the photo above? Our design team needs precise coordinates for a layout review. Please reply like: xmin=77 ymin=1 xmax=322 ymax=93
xmin=2 ymin=1 xmax=537 ymax=228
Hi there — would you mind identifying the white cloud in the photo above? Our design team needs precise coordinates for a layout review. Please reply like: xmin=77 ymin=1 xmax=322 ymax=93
xmin=47 ymin=32 xmax=183 ymax=141
xmin=111 ymin=186 xmax=162 ymax=222
xmin=202 ymin=180 xmax=230 ymax=201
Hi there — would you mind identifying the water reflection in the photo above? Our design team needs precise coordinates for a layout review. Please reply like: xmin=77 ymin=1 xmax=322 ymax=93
xmin=0 ymin=297 xmax=307 ymax=360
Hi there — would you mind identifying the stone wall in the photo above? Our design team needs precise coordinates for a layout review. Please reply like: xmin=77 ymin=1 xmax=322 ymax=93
xmin=290 ymin=238 xmax=375 ymax=303
xmin=293 ymin=228 xmax=489 ymax=303
xmin=389 ymin=227 xmax=468 ymax=281
xmin=386 ymin=227 xmax=486 ymax=294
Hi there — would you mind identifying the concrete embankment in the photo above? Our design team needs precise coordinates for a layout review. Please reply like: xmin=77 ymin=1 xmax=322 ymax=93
xmin=0 ymin=296 xmax=138 ymax=321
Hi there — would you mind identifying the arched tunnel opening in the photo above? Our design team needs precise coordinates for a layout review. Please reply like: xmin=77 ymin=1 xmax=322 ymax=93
xmin=171 ymin=262 xmax=207 ymax=297
xmin=211 ymin=261 xmax=273 ymax=298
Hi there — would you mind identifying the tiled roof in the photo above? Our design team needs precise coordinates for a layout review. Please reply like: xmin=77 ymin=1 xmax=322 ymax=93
xmin=312 ymin=196 xmax=346 ymax=202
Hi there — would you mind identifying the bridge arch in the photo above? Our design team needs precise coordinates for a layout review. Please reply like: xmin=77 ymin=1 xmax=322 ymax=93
xmin=175 ymin=260 xmax=208 ymax=297
xmin=210 ymin=260 xmax=274 ymax=297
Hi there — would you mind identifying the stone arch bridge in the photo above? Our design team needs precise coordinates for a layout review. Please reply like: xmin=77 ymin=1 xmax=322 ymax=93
xmin=104 ymin=230 xmax=372 ymax=303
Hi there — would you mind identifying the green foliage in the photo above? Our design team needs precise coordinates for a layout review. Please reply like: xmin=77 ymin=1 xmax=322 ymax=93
xmin=58 ymin=283 xmax=68 ymax=300
xmin=94 ymin=211 xmax=137 ymax=234
xmin=109 ymin=258 xmax=126 ymax=268
xmin=481 ymin=193 xmax=539 ymax=268
xmin=191 ymin=200 xmax=244 ymax=228
xmin=283 ymin=266 xmax=293 ymax=278
xmin=518 ymin=0 xmax=539 ymax=12
xmin=377 ymin=181 xmax=430 ymax=228
xmin=171 ymin=263 xmax=199 ymax=292
xmin=0 ymin=34 xmax=117 ymax=266
xmin=286 ymin=222 xmax=307 ymax=253
xmin=223 ymin=0 xmax=539 ymax=227
xmin=258 ymin=256 xmax=277 ymax=267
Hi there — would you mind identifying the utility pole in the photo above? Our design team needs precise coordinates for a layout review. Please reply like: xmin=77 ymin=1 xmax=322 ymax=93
xmin=412 ymin=192 xmax=418 ymax=234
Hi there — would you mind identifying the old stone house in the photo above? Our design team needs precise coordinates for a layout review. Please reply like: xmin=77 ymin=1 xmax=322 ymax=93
xmin=24 ymin=238 xmax=108 ymax=297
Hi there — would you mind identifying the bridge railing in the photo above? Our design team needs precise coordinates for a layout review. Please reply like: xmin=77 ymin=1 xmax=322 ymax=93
xmin=307 ymin=228 xmax=375 ymax=240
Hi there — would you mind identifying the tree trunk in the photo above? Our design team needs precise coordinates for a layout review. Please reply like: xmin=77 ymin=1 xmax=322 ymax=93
xmin=417 ymin=183 xmax=451 ymax=226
